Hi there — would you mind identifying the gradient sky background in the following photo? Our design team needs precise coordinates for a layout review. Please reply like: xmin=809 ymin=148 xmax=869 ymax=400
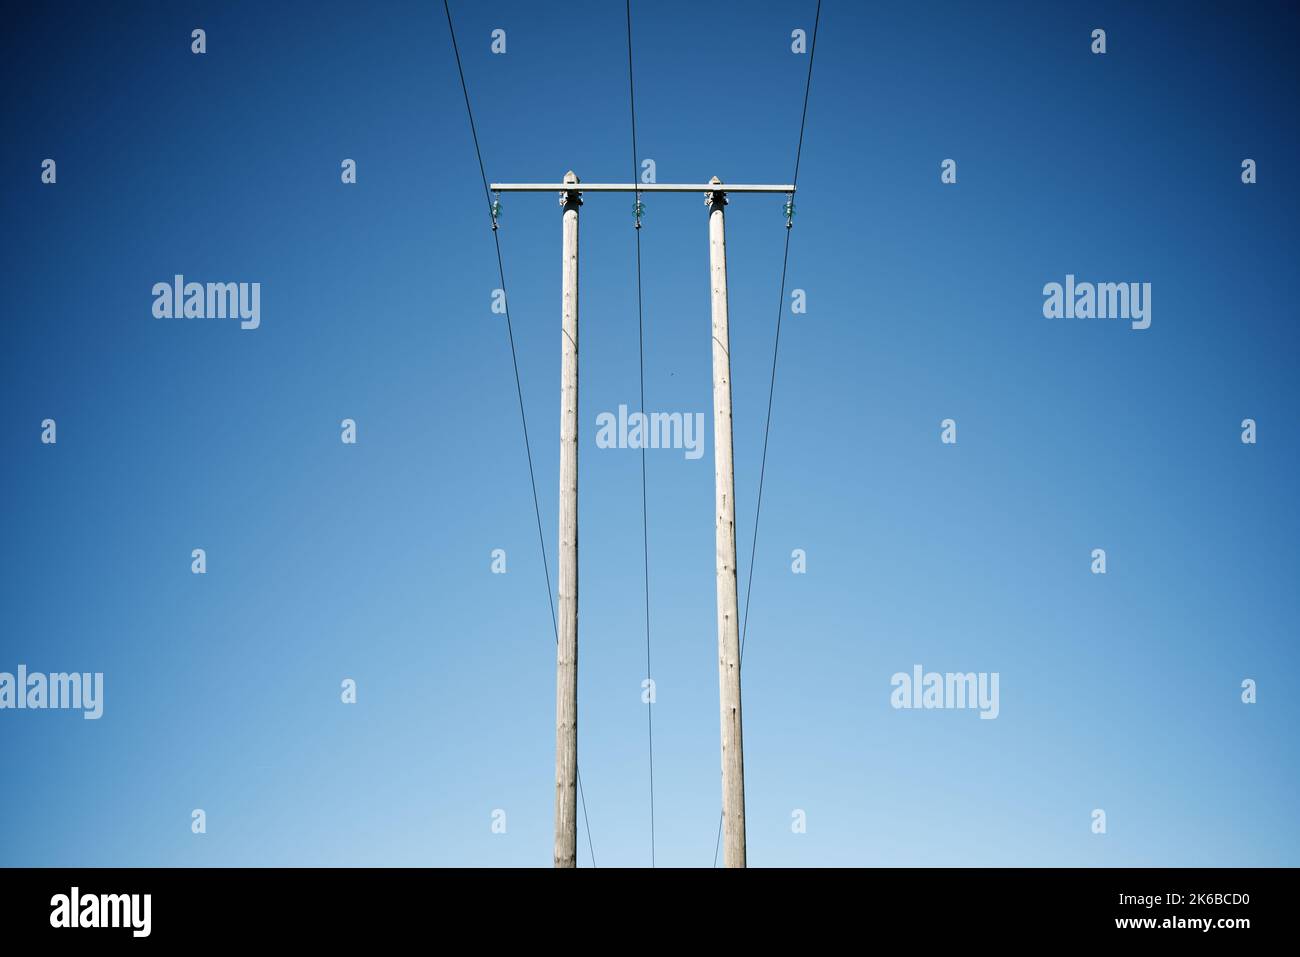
xmin=2 ymin=0 xmax=1297 ymax=867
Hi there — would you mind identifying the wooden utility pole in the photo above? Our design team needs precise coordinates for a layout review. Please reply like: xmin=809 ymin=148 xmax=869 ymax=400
xmin=554 ymin=171 xmax=581 ymax=868
xmin=706 ymin=177 xmax=746 ymax=867
xmin=489 ymin=176 xmax=791 ymax=868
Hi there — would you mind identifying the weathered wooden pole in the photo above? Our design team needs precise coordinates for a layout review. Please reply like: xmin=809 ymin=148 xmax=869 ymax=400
xmin=706 ymin=176 xmax=746 ymax=867
xmin=554 ymin=171 xmax=582 ymax=868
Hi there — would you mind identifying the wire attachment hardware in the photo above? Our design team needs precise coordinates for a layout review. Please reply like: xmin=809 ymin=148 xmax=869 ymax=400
xmin=490 ymin=192 xmax=503 ymax=230
xmin=783 ymin=194 xmax=795 ymax=229
xmin=633 ymin=198 xmax=645 ymax=229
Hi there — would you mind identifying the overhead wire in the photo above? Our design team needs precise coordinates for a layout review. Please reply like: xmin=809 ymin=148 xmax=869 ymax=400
xmin=625 ymin=0 xmax=657 ymax=868
xmin=443 ymin=0 xmax=597 ymax=868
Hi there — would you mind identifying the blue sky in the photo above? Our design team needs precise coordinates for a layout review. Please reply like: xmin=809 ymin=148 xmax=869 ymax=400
xmin=1 ymin=0 xmax=1297 ymax=867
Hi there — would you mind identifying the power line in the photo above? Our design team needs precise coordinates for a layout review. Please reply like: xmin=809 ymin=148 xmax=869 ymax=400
xmin=625 ymin=0 xmax=657 ymax=871
xmin=713 ymin=0 xmax=821 ymax=868
xmin=442 ymin=0 xmax=596 ymax=869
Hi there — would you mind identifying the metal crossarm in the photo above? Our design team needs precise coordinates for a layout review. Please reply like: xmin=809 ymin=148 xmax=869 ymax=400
xmin=490 ymin=182 xmax=795 ymax=193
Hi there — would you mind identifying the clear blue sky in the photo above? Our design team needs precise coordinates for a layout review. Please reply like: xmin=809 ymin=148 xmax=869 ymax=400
xmin=1 ymin=0 xmax=1297 ymax=867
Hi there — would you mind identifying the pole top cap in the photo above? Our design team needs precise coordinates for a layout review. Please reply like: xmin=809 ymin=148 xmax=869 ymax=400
xmin=705 ymin=176 xmax=727 ymax=208
xmin=559 ymin=171 xmax=583 ymax=208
